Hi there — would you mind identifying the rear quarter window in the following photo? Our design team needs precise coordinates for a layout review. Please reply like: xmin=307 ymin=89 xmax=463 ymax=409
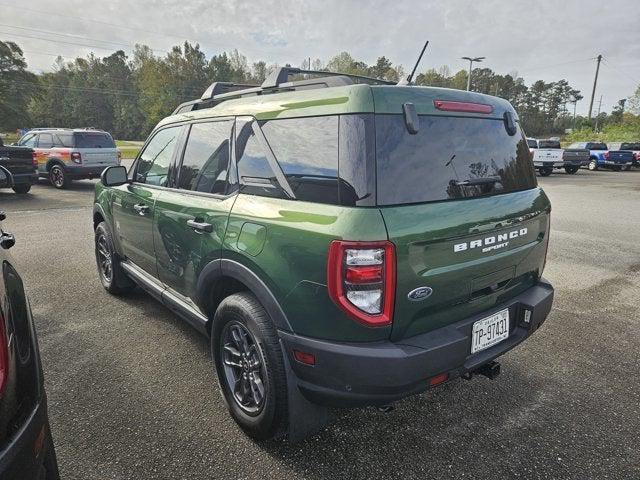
xmin=376 ymin=115 xmax=537 ymax=205
xmin=74 ymin=132 xmax=115 ymax=148
xmin=261 ymin=116 xmax=339 ymax=204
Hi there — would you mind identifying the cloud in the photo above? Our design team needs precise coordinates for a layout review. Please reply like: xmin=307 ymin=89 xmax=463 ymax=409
xmin=2 ymin=0 xmax=639 ymax=114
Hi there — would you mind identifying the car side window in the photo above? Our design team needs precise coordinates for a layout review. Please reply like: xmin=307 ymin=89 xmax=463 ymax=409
xmin=260 ymin=116 xmax=339 ymax=204
xmin=19 ymin=134 xmax=37 ymax=148
xmin=235 ymin=118 xmax=287 ymax=199
xmin=178 ymin=120 xmax=233 ymax=195
xmin=38 ymin=133 xmax=54 ymax=148
xmin=135 ymin=127 xmax=181 ymax=187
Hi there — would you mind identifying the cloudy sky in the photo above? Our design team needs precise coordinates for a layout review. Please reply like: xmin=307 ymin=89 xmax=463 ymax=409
xmin=2 ymin=0 xmax=638 ymax=115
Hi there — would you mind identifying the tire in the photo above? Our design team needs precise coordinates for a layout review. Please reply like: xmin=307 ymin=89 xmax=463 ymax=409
xmin=588 ymin=159 xmax=598 ymax=171
xmin=624 ymin=165 xmax=632 ymax=171
xmin=49 ymin=164 xmax=70 ymax=189
xmin=94 ymin=221 xmax=134 ymax=294
xmin=612 ymin=165 xmax=622 ymax=172
xmin=12 ymin=183 xmax=31 ymax=194
xmin=538 ymin=167 xmax=553 ymax=177
xmin=212 ymin=292 xmax=288 ymax=441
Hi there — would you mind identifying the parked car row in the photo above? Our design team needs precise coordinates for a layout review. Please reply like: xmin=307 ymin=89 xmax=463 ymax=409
xmin=527 ymin=138 xmax=639 ymax=176
xmin=0 ymin=128 xmax=121 ymax=193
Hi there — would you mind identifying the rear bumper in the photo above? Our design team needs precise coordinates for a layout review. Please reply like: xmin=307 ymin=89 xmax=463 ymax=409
xmin=10 ymin=172 xmax=38 ymax=185
xmin=281 ymin=279 xmax=554 ymax=408
xmin=603 ymin=160 xmax=632 ymax=167
xmin=0 ymin=399 xmax=56 ymax=480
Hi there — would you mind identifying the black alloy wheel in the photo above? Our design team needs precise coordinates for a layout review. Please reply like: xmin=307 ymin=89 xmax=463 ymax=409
xmin=220 ymin=321 xmax=267 ymax=415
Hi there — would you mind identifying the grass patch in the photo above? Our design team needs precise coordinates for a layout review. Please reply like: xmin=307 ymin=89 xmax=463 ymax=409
xmin=115 ymin=140 xmax=141 ymax=159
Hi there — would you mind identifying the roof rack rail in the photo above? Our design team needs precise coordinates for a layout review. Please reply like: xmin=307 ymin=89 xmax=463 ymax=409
xmin=172 ymin=67 xmax=395 ymax=115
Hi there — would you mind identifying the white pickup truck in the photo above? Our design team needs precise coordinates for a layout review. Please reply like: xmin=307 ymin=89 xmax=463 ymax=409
xmin=527 ymin=138 xmax=590 ymax=176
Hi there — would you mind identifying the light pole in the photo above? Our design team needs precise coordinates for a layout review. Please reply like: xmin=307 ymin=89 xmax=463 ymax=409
xmin=462 ymin=56 xmax=485 ymax=91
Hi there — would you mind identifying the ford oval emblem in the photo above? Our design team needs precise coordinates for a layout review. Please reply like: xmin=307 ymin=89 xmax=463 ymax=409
xmin=407 ymin=286 xmax=433 ymax=301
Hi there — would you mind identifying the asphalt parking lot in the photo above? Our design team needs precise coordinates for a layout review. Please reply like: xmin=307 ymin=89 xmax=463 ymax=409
xmin=1 ymin=168 xmax=639 ymax=479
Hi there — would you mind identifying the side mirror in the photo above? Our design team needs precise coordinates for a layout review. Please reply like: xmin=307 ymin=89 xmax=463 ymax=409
xmin=403 ymin=102 xmax=420 ymax=135
xmin=101 ymin=165 xmax=128 ymax=187
xmin=0 ymin=166 xmax=14 ymax=188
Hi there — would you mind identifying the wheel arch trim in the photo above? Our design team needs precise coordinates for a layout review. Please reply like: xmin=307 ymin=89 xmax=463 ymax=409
xmin=196 ymin=258 xmax=293 ymax=333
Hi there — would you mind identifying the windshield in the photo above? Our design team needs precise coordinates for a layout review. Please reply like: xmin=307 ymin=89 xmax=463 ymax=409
xmin=539 ymin=140 xmax=561 ymax=148
xmin=74 ymin=132 xmax=115 ymax=148
xmin=376 ymin=115 xmax=537 ymax=205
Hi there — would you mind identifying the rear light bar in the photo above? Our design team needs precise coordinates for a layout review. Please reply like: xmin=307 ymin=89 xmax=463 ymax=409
xmin=0 ymin=311 xmax=9 ymax=395
xmin=433 ymin=100 xmax=493 ymax=114
xmin=327 ymin=240 xmax=395 ymax=327
xmin=71 ymin=152 xmax=82 ymax=164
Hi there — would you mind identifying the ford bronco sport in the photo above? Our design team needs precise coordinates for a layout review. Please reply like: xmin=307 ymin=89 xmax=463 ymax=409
xmin=16 ymin=128 xmax=120 ymax=188
xmin=93 ymin=67 xmax=554 ymax=441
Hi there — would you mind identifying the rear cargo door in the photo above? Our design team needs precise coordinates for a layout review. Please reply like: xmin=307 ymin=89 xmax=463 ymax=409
xmin=374 ymin=113 xmax=551 ymax=341
xmin=74 ymin=132 xmax=118 ymax=166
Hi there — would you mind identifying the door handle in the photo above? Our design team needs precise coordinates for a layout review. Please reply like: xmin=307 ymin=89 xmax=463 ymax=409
xmin=187 ymin=219 xmax=213 ymax=233
xmin=0 ymin=232 xmax=15 ymax=250
xmin=133 ymin=203 xmax=150 ymax=215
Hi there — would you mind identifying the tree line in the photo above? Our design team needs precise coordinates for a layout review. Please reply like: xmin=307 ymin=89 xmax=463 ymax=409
xmin=1 ymin=40 xmax=638 ymax=140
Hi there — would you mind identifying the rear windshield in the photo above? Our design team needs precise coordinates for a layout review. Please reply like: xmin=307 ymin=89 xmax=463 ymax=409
xmin=539 ymin=140 xmax=561 ymax=149
xmin=74 ymin=132 xmax=115 ymax=148
xmin=620 ymin=143 xmax=640 ymax=150
xmin=587 ymin=143 xmax=607 ymax=150
xmin=376 ymin=115 xmax=536 ymax=205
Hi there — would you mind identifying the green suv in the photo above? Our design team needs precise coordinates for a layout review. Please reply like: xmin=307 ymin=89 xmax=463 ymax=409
xmin=93 ymin=67 xmax=554 ymax=441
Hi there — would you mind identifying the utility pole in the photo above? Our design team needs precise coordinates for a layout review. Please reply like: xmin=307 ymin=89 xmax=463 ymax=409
xmin=595 ymin=95 xmax=603 ymax=132
xmin=462 ymin=56 xmax=485 ymax=91
xmin=588 ymin=54 xmax=602 ymax=120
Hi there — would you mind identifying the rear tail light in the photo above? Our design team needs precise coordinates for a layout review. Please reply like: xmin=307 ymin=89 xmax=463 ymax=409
xmin=31 ymin=152 xmax=38 ymax=169
xmin=604 ymin=151 xmax=610 ymax=160
xmin=433 ymin=100 xmax=493 ymax=114
xmin=0 ymin=311 xmax=9 ymax=395
xmin=327 ymin=240 xmax=395 ymax=327
xmin=71 ymin=152 xmax=82 ymax=164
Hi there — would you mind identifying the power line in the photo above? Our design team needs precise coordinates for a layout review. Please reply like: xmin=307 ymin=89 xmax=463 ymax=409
xmin=0 ymin=3 xmax=193 ymax=44
xmin=0 ymin=23 xmax=138 ymax=49
xmin=0 ymin=30 xmax=128 ymax=52
xmin=600 ymin=58 xmax=639 ymax=88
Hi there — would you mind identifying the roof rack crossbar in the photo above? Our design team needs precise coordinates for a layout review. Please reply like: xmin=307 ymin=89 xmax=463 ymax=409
xmin=200 ymin=81 xmax=259 ymax=100
xmin=261 ymin=67 xmax=395 ymax=89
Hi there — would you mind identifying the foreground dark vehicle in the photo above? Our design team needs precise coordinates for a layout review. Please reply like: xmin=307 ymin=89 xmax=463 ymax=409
xmin=0 ymin=210 xmax=59 ymax=479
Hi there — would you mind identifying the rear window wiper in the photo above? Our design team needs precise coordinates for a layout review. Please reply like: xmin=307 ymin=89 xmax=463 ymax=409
xmin=453 ymin=176 xmax=502 ymax=187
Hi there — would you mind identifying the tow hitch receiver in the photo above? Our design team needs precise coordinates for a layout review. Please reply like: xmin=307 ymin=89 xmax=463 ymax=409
xmin=477 ymin=361 xmax=501 ymax=380
xmin=463 ymin=360 xmax=502 ymax=381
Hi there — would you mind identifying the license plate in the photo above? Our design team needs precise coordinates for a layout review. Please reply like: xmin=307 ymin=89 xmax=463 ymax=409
xmin=471 ymin=309 xmax=510 ymax=354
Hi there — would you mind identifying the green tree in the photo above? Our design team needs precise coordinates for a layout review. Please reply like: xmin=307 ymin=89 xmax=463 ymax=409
xmin=0 ymin=41 xmax=38 ymax=130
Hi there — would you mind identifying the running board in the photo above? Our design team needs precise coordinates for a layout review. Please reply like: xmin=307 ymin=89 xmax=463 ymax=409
xmin=121 ymin=261 xmax=209 ymax=335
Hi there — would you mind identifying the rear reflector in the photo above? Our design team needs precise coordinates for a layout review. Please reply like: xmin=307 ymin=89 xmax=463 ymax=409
xmin=434 ymin=100 xmax=493 ymax=114
xmin=429 ymin=373 xmax=449 ymax=387
xmin=293 ymin=350 xmax=316 ymax=366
